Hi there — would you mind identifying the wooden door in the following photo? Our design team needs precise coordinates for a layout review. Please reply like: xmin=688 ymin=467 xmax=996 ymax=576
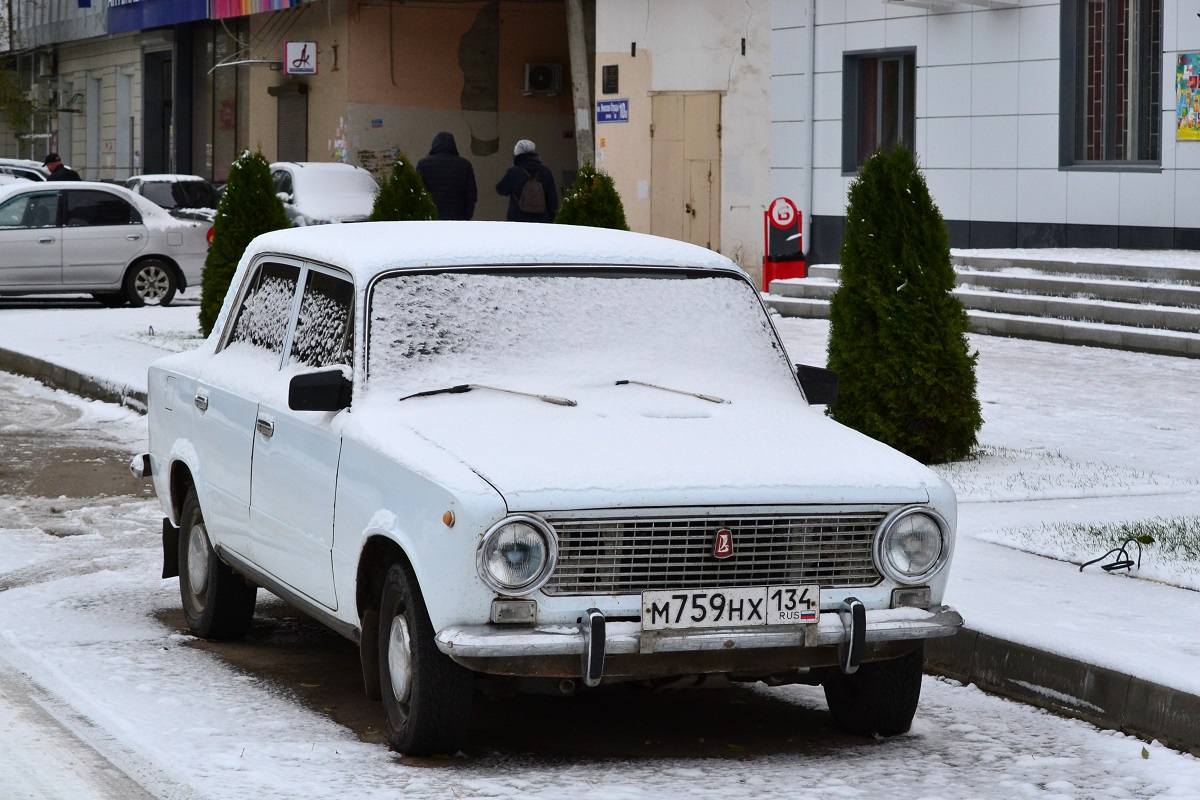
xmin=651 ymin=92 xmax=720 ymax=250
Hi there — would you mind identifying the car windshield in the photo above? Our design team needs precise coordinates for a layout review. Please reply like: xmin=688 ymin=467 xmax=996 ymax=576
xmin=141 ymin=181 xmax=219 ymax=210
xmin=366 ymin=271 xmax=798 ymax=402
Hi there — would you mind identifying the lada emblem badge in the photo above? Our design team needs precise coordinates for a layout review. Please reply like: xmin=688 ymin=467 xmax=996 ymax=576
xmin=713 ymin=528 xmax=734 ymax=559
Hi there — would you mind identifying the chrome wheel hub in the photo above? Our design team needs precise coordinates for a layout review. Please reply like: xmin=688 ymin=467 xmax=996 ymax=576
xmin=387 ymin=615 xmax=413 ymax=705
xmin=135 ymin=266 xmax=170 ymax=302
xmin=186 ymin=522 xmax=210 ymax=595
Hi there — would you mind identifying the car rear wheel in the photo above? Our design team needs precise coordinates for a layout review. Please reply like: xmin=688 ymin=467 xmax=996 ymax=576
xmin=377 ymin=560 xmax=472 ymax=755
xmin=178 ymin=488 xmax=256 ymax=639
xmin=822 ymin=644 xmax=924 ymax=736
xmin=124 ymin=259 xmax=177 ymax=307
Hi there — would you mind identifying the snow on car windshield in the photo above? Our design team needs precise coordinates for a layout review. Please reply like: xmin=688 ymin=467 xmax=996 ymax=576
xmin=366 ymin=271 xmax=798 ymax=401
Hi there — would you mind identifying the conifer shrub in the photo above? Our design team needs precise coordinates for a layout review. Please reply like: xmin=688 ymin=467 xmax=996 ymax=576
xmin=198 ymin=150 xmax=290 ymax=336
xmin=555 ymin=162 xmax=629 ymax=230
xmin=826 ymin=146 xmax=981 ymax=464
xmin=370 ymin=154 xmax=437 ymax=221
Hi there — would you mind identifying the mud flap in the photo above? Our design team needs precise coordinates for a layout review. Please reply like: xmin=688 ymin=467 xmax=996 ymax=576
xmin=162 ymin=517 xmax=180 ymax=579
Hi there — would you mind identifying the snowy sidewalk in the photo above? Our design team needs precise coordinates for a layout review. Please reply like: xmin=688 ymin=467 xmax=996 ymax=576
xmin=1 ymin=293 xmax=1198 ymax=754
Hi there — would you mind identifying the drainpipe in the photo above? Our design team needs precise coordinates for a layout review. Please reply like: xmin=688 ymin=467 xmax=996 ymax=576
xmin=803 ymin=0 xmax=816 ymax=259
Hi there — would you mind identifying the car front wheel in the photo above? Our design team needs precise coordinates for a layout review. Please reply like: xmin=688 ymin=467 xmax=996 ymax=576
xmin=822 ymin=644 xmax=924 ymax=736
xmin=178 ymin=488 xmax=256 ymax=639
xmin=124 ymin=259 xmax=177 ymax=307
xmin=377 ymin=560 xmax=472 ymax=755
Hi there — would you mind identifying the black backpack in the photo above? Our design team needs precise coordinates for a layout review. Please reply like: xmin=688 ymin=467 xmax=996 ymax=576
xmin=517 ymin=166 xmax=546 ymax=215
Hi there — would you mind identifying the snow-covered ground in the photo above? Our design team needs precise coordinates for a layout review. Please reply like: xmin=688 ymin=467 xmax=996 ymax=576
xmin=1 ymin=255 xmax=1198 ymax=796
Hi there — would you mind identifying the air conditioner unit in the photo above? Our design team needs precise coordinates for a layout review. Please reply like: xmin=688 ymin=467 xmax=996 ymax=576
xmin=523 ymin=62 xmax=563 ymax=95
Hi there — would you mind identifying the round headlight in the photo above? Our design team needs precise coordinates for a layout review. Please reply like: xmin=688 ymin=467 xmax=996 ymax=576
xmin=477 ymin=515 xmax=558 ymax=595
xmin=875 ymin=507 xmax=949 ymax=585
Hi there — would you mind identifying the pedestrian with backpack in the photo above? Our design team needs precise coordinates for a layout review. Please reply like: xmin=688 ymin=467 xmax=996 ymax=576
xmin=496 ymin=139 xmax=558 ymax=223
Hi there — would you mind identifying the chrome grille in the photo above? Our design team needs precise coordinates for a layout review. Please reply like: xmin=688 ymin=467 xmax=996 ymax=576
xmin=543 ymin=511 xmax=885 ymax=596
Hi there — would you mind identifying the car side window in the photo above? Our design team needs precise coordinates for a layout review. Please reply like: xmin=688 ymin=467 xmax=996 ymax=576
xmin=0 ymin=192 xmax=59 ymax=228
xmin=227 ymin=262 xmax=302 ymax=356
xmin=290 ymin=270 xmax=354 ymax=369
xmin=273 ymin=170 xmax=293 ymax=197
xmin=65 ymin=190 xmax=137 ymax=227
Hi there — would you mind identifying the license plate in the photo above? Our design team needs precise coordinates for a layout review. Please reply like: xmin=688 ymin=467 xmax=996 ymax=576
xmin=641 ymin=585 xmax=820 ymax=631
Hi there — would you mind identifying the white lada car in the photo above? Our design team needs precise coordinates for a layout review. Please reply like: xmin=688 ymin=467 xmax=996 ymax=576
xmin=136 ymin=221 xmax=962 ymax=755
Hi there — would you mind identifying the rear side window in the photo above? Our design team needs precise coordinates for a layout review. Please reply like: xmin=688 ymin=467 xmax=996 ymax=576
xmin=0 ymin=192 xmax=58 ymax=228
xmin=65 ymin=190 xmax=138 ymax=227
xmin=227 ymin=262 xmax=301 ymax=356
xmin=290 ymin=270 xmax=354 ymax=369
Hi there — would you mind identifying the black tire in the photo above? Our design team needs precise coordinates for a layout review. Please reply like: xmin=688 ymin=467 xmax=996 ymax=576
xmin=822 ymin=644 xmax=924 ymax=736
xmin=91 ymin=292 xmax=128 ymax=308
xmin=124 ymin=259 xmax=177 ymax=307
xmin=377 ymin=560 xmax=472 ymax=755
xmin=178 ymin=488 xmax=257 ymax=639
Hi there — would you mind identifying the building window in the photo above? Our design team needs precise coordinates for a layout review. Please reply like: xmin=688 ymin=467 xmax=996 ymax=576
xmin=1063 ymin=0 xmax=1162 ymax=166
xmin=843 ymin=50 xmax=916 ymax=173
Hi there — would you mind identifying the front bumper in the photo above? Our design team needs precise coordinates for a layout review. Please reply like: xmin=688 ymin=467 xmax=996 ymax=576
xmin=435 ymin=604 xmax=963 ymax=684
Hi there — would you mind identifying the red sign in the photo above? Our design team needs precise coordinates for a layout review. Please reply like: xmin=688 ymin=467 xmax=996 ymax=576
xmin=762 ymin=196 xmax=806 ymax=290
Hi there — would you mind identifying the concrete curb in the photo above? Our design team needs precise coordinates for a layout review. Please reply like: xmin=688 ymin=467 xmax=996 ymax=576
xmin=926 ymin=629 xmax=1200 ymax=757
xmin=0 ymin=346 xmax=148 ymax=413
xmin=3 ymin=348 xmax=1198 ymax=757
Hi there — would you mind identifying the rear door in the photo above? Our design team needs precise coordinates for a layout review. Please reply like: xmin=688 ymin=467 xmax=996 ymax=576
xmin=0 ymin=189 xmax=62 ymax=287
xmin=61 ymin=189 xmax=149 ymax=287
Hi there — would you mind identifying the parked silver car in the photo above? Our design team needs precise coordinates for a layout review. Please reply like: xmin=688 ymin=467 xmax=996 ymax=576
xmin=270 ymin=161 xmax=378 ymax=226
xmin=0 ymin=181 xmax=211 ymax=306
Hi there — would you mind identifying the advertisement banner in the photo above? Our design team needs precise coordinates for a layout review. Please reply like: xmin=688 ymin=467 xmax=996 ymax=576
xmin=1177 ymin=54 xmax=1200 ymax=141
xmin=212 ymin=0 xmax=296 ymax=20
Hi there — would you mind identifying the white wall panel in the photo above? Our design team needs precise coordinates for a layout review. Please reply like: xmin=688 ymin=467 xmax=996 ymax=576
xmin=812 ymin=166 xmax=850 ymax=216
xmin=970 ymin=168 xmax=1018 ymax=221
xmin=1017 ymin=59 xmax=1059 ymax=115
xmin=1017 ymin=169 xmax=1068 ymax=223
xmin=971 ymin=62 xmax=1020 ymax=117
xmin=812 ymin=119 xmax=842 ymax=169
xmin=845 ymin=19 xmax=886 ymax=53
xmin=815 ymin=0 xmax=847 ymax=25
xmin=884 ymin=14 xmax=926 ymax=51
xmin=925 ymin=116 xmax=973 ymax=168
xmin=771 ymin=121 xmax=807 ymax=169
xmin=813 ymin=71 xmax=842 ymax=120
xmin=1017 ymin=114 xmax=1061 ymax=169
xmin=924 ymin=168 xmax=972 ymax=219
xmin=1119 ymin=171 xmax=1178 ymax=227
xmin=972 ymin=115 xmax=1019 ymax=169
xmin=971 ymin=7 xmax=1021 ymax=64
xmin=814 ymin=25 xmax=847 ymax=73
xmin=925 ymin=65 xmax=973 ymax=119
xmin=773 ymin=1 xmax=807 ymax=28
xmin=773 ymin=27 xmax=808 ymax=76
xmin=927 ymin=11 xmax=973 ymax=67
xmin=1066 ymin=171 xmax=1122 ymax=225
xmin=1018 ymin=3 xmax=1060 ymax=61
xmin=1173 ymin=169 xmax=1200 ymax=228
xmin=772 ymin=73 xmax=807 ymax=123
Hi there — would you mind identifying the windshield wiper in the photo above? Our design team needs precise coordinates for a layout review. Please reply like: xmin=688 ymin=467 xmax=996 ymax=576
xmin=399 ymin=383 xmax=576 ymax=407
xmin=615 ymin=379 xmax=729 ymax=404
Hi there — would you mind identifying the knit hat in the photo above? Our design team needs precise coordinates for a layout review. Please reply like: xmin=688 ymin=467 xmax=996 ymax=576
xmin=514 ymin=139 xmax=536 ymax=156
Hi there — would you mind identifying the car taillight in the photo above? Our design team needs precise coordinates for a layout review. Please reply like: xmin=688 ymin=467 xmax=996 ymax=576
xmin=206 ymin=227 xmax=214 ymax=244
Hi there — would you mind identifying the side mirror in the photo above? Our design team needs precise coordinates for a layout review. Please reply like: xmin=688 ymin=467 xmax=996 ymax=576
xmin=276 ymin=191 xmax=293 ymax=204
xmin=795 ymin=364 xmax=838 ymax=406
xmin=289 ymin=367 xmax=353 ymax=412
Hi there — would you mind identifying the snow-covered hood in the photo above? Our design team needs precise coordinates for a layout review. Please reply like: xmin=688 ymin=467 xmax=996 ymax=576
xmin=347 ymin=389 xmax=940 ymax=512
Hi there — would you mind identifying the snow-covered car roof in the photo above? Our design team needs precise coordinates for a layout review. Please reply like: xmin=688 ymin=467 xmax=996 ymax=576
xmin=0 ymin=158 xmax=49 ymax=181
xmin=243 ymin=221 xmax=743 ymax=284
xmin=127 ymin=174 xmax=209 ymax=183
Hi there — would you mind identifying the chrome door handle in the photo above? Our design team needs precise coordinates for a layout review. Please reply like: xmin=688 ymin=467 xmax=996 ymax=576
xmin=126 ymin=234 xmax=142 ymax=241
xmin=38 ymin=237 xmax=54 ymax=244
xmin=194 ymin=394 xmax=209 ymax=412
xmin=256 ymin=418 xmax=275 ymax=438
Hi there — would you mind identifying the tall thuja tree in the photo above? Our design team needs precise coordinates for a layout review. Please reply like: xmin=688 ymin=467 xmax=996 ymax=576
xmin=199 ymin=150 xmax=290 ymax=335
xmin=555 ymin=162 xmax=628 ymax=230
xmin=371 ymin=154 xmax=437 ymax=221
xmin=826 ymin=146 xmax=981 ymax=464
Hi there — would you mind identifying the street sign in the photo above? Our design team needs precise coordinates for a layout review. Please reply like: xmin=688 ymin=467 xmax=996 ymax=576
xmin=285 ymin=41 xmax=317 ymax=76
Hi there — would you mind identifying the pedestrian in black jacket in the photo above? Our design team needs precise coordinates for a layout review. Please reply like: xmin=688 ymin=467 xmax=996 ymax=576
xmin=495 ymin=139 xmax=558 ymax=223
xmin=43 ymin=152 xmax=81 ymax=181
xmin=416 ymin=132 xmax=477 ymax=220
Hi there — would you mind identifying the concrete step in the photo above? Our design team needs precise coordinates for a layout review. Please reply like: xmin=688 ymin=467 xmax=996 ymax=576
xmin=958 ymin=288 xmax=1200 ymax=333
xmin=958 ymin=270 xmax=1200 ymax=308
xmin=952 ymin=254 xmax=1200 ymax=285
xmin=763 ymin=297 xmax=1200 ymax=359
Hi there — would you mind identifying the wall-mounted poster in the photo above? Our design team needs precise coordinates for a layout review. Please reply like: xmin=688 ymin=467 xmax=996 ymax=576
xmin=1177 ymin=54 xmax=1200 ymax=141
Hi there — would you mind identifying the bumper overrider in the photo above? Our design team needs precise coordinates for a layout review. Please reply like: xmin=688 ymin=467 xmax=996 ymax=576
xmin=435 ymin=602 xmax=963 ymax=686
